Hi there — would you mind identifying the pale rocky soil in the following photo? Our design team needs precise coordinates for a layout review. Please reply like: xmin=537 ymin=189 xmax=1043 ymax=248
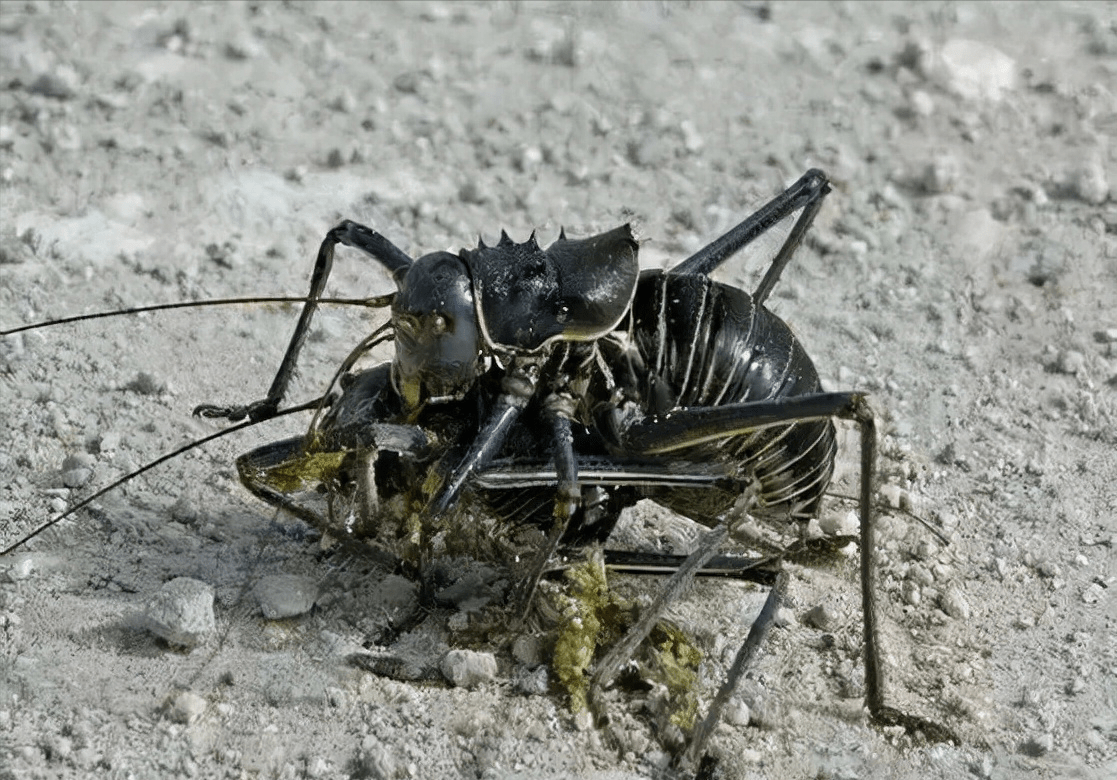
xmin=1 ymin=2 xmax=1115 ymax=779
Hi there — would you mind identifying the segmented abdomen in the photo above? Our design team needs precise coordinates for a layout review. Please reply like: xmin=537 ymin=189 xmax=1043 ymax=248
xmin=629 ymin=271 xmax=836 ymax=522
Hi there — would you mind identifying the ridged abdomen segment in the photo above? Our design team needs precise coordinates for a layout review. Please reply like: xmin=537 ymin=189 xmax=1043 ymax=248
xmin=629 ymin=272 xmax=836 ymax=521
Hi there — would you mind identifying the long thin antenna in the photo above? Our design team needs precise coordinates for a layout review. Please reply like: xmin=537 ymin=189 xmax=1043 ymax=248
xmin=2 ymin=397 xmax=326 ymax=555
xmin=1 ymin=295 xmax=394 ymax=337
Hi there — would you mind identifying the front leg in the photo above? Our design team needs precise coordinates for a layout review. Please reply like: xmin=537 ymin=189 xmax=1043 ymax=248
xmin=423 ymin=358 xmax=542 ymax=519
xmin=507 ymin=393 xmax=582 ymax=623
xmin=616 ymin=391 xmax=958 ymax=744
xmin=196 ymin=221 xmax=412 ymax=423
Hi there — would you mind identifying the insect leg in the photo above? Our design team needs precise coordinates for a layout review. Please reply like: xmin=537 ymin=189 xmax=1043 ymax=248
xmin=195 ymin=221 xmax=411 ymax=423
xmin=589 ymin=519 xmax=732 ymax=707
xmin=669 ymin=169 xmax=829 ymax=305
xmin=617 ymin=392 xmax=956 ymax=740
xmin=474 ymin=457 xmax=781 ymax=583
xmin=236 ymin=436 xmax=334 ymax=527
xmin=677 ymin=570 xmax=788 ymax=775
xmin=506 ymin=403 xmax=580 ymax=623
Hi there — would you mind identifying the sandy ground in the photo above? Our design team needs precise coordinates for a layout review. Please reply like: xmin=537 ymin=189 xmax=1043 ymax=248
xmin=1 ymin=2 xmax=1115 ymax=779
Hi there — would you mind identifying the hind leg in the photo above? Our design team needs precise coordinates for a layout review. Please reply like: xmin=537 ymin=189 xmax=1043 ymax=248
xmin=669 ymin=168 xmax=830 ymax=305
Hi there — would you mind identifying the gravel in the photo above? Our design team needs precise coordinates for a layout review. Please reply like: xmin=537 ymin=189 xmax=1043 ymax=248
xmin=1 ymin=3 xmax=1114 ymax=779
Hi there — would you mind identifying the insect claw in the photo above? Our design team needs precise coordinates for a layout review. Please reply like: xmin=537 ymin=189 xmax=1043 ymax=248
xmin=191 ymin=398 xmax=279 ymax=423
xmin=192 ymin=403 xmax=232 ymax=419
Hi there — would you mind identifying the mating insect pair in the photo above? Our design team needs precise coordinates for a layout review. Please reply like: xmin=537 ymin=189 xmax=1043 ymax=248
xmin=3 ymin=169 xmax=951 ymax=776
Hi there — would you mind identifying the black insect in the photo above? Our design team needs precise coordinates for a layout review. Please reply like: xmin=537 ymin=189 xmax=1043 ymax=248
xmin=3 ymin=169 xmax=951 ymax=775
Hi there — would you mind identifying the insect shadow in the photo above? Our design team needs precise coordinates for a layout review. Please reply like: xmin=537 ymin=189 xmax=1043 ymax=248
xmin=2 ymin=169 xmax=957 ymax=777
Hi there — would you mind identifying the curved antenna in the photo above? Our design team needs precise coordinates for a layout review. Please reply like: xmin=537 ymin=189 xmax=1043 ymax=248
xmin=1 ymin=398 xmax=325 ymax=556
xmin=1 ymin=294 xmax=395 ymax=338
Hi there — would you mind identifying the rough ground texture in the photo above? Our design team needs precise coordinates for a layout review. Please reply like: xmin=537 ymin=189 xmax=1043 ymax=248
xmin=1 ymin=2 xmax=1115 ymax=779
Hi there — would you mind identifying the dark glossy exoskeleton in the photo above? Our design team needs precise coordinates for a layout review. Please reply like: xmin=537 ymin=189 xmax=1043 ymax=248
xmin=187 ymin=169 xmax=949 ymax=770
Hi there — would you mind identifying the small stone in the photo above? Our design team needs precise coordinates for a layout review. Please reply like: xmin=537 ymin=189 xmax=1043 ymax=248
xmin=1070 ymin=158 xmax=1109 ymax=205
xmin=909 ymin=89 xmax=935 ymax=116
xmin=168 ymin=691 xmax=206 ymax=724
xmin=820 ymin=509 xmax=860 ymax=537
xmin=725 ymin=697 xmax=750 ymax=727
xmin=1081 ymin=582 xmax=1104 ymax=604
xmin=802 ymin=604 xmax=837 ymax=631
xmin=29 ymin=66 xmax=80 ymax=99
xmin=920 ymin=154 xmax=961 ymax=194
xmin=749 ymin=697 xmax=783 ymax=730
xmin=60 ymin=452 xmax=95 ymax=488
xmin=1035 ymin=560 xmax=1061 ymax=579
xmin=3 ymin=554 xmax=35 ymax=581
xmin=143 ymin=577 xmax=216 ymax=648
xmin=879 ymin=483 xmax=910 ymax=510
xmin=513 ymin=665 xmax=549 ymax=696
xmin=440 ymin=649 xmax=497 ymax=688
xmin=773 ymin=607 xmax=796 ymax=628
xmin=458 ymin=180 xmax=486 ymax=205
xmin=255 ymin=574 xmax=318 ymax=619
xmin=224 ymin=32 xmax=263 ymax=60
xmin=49 ymin=123 xmax=82 ymax=152
xmin=354 ymin=736 xmax=397 ymax=780
xmin=325 ymin=687 xmax=348 ymax=709
xmin=517 ymin=145 xmax=543 ymax=171
xmin=937 ymin=38 xmax=1017 ymax=103
xmin=680 ymin=120 xmax=704 ymax=153
xmin=44 ymin=734 xmax=73 ymax=760
xmin=940 ymin=586 xmax=971 ymax=620
xmin=329 ymin=88 xmax=357 ymax=113
xmin=1056 ymin=350 xmax=1086 ymax=376
xmin=903 ymin=581 xmax=922 ymax=606
xmin=512 ymin=634 xmax=543 ymax=667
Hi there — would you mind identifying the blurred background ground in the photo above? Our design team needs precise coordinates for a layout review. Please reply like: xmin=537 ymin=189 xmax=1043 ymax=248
xmin=1 ymin=2 xmax=1115 ymax=779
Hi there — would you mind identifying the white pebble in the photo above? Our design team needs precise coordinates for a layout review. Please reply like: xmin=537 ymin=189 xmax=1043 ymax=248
xmin=168 ymin=691 xmax=207 ymax=724
xmin=440 ymin=649 xmax=497 ymax=688
xmin=909 ymin=89 xmax=935 ymax=116
xmin=512 ymin=634 xmax=543 ymax=667
xmin=254 ymin=574 xmax=318 ymax=619
xmin=1057 ymin=350 xmax=1086 ymax=375
xmin=1020 ymin=732 xmax=1054 ymax=756
xmin=143 ymin=577 xmax=216 ymax=648
xmin=61 ymin=452 xmax=95 ymax=488
xmin=937 ymin=38 xmax=1017 ymax=103
xmin=513 ymin=665 xmax=549 ymax=696
xmin=1071 ymin=158 xmax=1109 ymax=205
xmin=773 ymin=607 xmax=797 ymax=629
xmin=802 ymin=603 xmax=837 ymax=631
xmin=940 ymin=586 xmax=971 ymax=620
xmin=3 ymin=553 xmax=35 ymax=581
xmin=879 ymin=484 xmax=908 ymax=509
xmin=725 ymin=697 xmax=750 ymax=727
xmin=921 ymin=154 xmax=961 ymax=194
xmin=820 ymin=509 xmax=860 ymax=537
xmin=1081 ymin=582 xmax=1103 ymax=604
